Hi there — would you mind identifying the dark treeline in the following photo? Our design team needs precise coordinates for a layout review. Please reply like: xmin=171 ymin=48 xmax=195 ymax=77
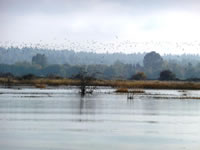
xmin=1 ymin=47 xmax=200 ymax=66
xmin=0 ymin=47 xmax=145 ymax=65
xmin=1 ymin=49 xmax=200 ymax=80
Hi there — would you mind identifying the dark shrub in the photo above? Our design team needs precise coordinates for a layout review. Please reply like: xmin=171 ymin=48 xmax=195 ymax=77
xmin=22 ymin=74 xmax=36 ymax=80
xmin=159 ymin=70 xmax=176 ymax=81
xmin=131 ymin=72 xmax=146 ymax=80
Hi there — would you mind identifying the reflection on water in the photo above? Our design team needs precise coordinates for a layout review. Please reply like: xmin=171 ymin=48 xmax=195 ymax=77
xmin=0 ymin=87 xmax=200 ymax=150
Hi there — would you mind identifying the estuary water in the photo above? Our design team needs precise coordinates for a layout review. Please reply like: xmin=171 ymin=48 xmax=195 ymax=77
xmin=0 ymin=87 xmax=200 ymax=150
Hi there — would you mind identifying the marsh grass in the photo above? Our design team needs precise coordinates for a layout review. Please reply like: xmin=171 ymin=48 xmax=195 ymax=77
xmin=150 ymin=96 xmax=200 ymax=100
xmin=116 ymin=88 xmax=145 ymax=93
xmin=1 ymin=77 xmax=200 ymax=90
xmin=129 ymin=89 xmax=145 ymax=94
xmin=116 ymin=88 xmax=128 ymax=93
xmin=105 ymin=80 xmax=200 ymax=90
xmin=35 ymin=84 xmax=46 ymax=89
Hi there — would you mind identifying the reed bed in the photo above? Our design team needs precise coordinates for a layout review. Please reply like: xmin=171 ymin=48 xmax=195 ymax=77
xmin=35 ymin=84 xmax=46 ymax=89
xmin=1 ymin=77 xmax=200 ymax=90
xmin=116 ymin=88 xmax=128 ymax=93
xmin=129 ymin=89 xmax=145 ymax=94
xmin=115 ymin=87 xmax=145 ymax=93
xmin=101 ymin=80 xmax=200 ymax=90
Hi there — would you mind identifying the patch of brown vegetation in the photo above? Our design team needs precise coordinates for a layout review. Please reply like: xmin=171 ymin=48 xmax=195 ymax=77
xmin=104 ymin=80 xmax=200 ymax=90
xmin=35 ymin=84 xmax=46 ymax=89
xmin=115 ymin=88 xmax=145 ymax=94
xmin=129 ymin=89 xmax=145 ymax=94
xmin=1 ymin=77 xmax=200 ymax=90
xmin=151 ymin=96 xmax=200 ymax=100
xmin=116 ymin=88 xmax=128 ymax=93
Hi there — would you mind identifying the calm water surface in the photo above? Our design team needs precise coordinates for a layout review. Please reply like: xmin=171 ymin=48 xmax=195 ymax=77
xmin=0 ymin=87 xmax=200 ymax=150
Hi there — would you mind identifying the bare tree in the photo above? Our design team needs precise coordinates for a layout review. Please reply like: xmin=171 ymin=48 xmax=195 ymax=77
xmin=77 ymin=68 xmax=97 ymax=96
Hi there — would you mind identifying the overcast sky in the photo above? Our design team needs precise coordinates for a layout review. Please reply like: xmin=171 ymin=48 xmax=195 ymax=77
xmin=1 ymin=0 xmax=200 ymax=54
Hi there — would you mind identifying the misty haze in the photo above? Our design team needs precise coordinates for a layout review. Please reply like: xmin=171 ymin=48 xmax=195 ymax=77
xmin=0 ymin=0 xmax=200 ymax=150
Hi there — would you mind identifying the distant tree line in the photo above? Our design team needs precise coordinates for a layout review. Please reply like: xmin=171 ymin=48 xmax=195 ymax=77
xmin=1 ymin=51 xmax=200 ymax=81
xmin=1 ymin=46 xmax=200 ymax=66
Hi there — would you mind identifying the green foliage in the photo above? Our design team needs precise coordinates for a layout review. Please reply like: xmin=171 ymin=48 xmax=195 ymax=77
xmin=0 ymin=64 xmax=39 ymax=76
xmin=1 ymin=60 xmax=200 ymax=80
xmin=32 ymin=54 xmax=47 ymax=68
xmin=103 ymin=66 xmax=116 ymax=79
xmin=143 ymin=51 xmax=164 ymax=69
xmin=42 ymin=65 xmax=66 ymax=77
xmin=159 ymin=70 xmax=176 ymax=81
xmin=21 ymin=74 xmax=36 ymax=80
xmin=131 ymin=72 xmax=146 ymax=80
xmin=1 ymin=49 xmax=200 ymax=80
xmin=143 ymin=51 xmax=164 ymax=79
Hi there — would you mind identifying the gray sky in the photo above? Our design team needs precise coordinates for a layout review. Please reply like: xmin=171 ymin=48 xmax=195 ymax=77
xmin=1 ymin=0 xmax=200 ymax=54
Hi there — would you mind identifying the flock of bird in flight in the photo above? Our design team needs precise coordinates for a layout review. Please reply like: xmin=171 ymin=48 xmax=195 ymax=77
xmin=0 ymin=39 xmax=200 ymax=55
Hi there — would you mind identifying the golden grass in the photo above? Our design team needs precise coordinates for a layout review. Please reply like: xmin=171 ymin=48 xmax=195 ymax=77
xmin=116 ymin=88 xmax=128 ymax=93
xmin=151 ymin=96 xmax=200 ymax=100
xmin=35 ymin=84 xmax=46 ymax=89
xmin=129 ymin=89 xmax=145 ymax=94
xmin=1 ymin=77 xmax=200 ymax=90
xmin=115 ymin=88 xmax=145 ymax=93
xmin=0 ymin=78 xmax=79 ymax=86
xmin=100 ymin=80 xmax=200 ymax=90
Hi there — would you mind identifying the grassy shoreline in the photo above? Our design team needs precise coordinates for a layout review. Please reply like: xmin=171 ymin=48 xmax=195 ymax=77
xmin=1 ymin=77 xmax=200 ymax=90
